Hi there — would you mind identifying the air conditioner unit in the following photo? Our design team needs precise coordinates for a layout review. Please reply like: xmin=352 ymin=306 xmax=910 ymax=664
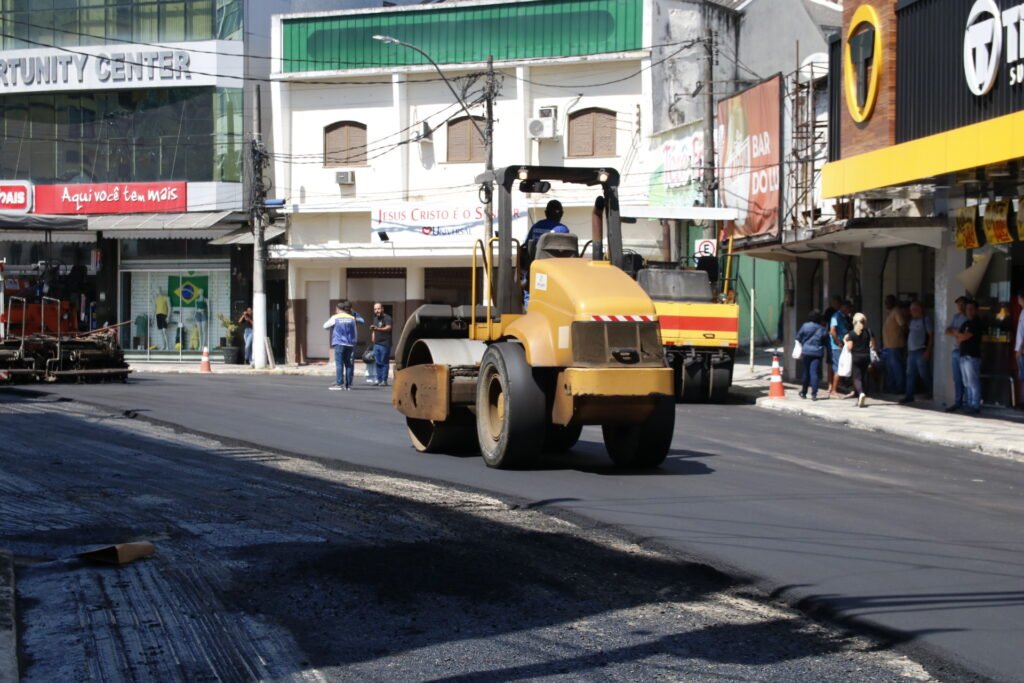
xmin=335 ymin=171 xmax=355 ymax=185
xmin=528 ymin=106 xmax=559 ymax=139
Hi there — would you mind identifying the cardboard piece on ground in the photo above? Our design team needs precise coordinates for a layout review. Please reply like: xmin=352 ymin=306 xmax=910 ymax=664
xmin=78 ymin=542 xmax=155 ymax=566
xmin=264 ymin=336 xmax=276 ymax=369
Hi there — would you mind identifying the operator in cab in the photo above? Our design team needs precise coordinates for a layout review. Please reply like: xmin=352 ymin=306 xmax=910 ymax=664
xmin=525 ymin=199 xmax=570 ymax=242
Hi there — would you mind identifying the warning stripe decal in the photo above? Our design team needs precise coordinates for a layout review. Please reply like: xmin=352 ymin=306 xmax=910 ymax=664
xmin=659 ymin=315 xmax=739 ymax=333
xmin=590 ymin=315 xmax=656 ymax=322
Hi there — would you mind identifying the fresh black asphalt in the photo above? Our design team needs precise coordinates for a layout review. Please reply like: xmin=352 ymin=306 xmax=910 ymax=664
xmin=28 ymin=374 xmax=1024 ymax=682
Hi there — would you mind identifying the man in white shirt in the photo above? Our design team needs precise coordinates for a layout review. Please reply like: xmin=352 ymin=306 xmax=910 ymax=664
xmin=1016 ymin=290 xmax=1024 ymax=405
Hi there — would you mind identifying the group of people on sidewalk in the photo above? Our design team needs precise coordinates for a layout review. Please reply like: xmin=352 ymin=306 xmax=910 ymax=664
xmin=323 ymin=301 xmax=393 ymax=391
xmin=793 ymin=291 xmax=1024 ymax=414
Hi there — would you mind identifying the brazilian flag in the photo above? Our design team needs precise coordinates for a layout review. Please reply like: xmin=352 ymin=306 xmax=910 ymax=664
xmin=168 ymin=274 xmax=209 ymax=307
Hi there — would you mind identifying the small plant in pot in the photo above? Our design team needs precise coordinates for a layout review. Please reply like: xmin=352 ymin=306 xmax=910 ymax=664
xmin=217 ymin=313 xmax=241 ymax=364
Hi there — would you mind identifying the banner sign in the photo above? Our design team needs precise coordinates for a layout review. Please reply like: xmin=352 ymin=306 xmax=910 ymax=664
xmin=983 ymin=201 xmax=1014 ymax=245
xmin=371 ymin=202 xmax=528 ymax=245
xmin=34 ymin=181 xmax=187 ymax=214
xmin=0 ymin=180 xmax=32 ymax=213
xmin=954 ymin=205 xmax=981 ymax=249
xmin=717 ymin=74 xmax=782 ymax=238
xmin=648 ymin=123 xmax=704 ymax=208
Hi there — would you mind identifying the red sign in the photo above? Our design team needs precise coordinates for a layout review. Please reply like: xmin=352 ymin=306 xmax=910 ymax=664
xmin=34 ymin=182 xmax=187 ymax=214
xmin=717 ymin=75 xmax=782 ymax=238
xmin=0 ymin=181 xmax=32 ymax=213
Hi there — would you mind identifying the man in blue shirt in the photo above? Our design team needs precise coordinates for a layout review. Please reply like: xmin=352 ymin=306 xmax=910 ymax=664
xmin=526 ymin=200 xmax=570 ymax=242
xmin=324 ymin=301 xmax=361 ymax=391
xmin=827 ymin=299 xmax=853 ymax=398
xmin=944 ymin=296 xmax=968 ymax=411
xmin=900 ymin=300 xmax=933 ymax=403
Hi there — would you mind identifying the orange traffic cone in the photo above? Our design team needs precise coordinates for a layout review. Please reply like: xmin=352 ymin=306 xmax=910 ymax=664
xmin=199 ymin=346 xmax=212 ymax=374
xmin=768 ymin=354 xmax=786 ymax=399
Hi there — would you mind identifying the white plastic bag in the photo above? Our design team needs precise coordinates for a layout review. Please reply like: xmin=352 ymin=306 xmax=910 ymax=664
xmin=792 ymin=339 xmax=803 ymax=360
xmin=837 ymin=346 xmax=853 ymax=377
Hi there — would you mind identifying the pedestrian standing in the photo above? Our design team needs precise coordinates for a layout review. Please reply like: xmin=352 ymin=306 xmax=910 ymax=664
xmin=900 ymin=301 xmax=933 ymax=403
xmin=828 ymin=299 xmax=853 ymax=399
xmin=370 ymin=302 xmax=393 ymax=387
xmin=238 ymin=307 xmax=254 ymax=366
xmin=795 ymin=310 xmax=828 ymax=400
xmin=844 ymin=312 xmax=878 ymax=408
xmin=955 ymin=299 xmax=983 ymax=415
xmin=881 ymin=294 xmax=907 ymax=394
xmin=944 ymin=296 xmax=968 ymax=412
xmin=822 ymin=295 xmax=842 ymax=387
xmin=323 ymin=301 xmax=359 ymax=391
xmin=1016 ymin=290 xmax=1024 ymax=405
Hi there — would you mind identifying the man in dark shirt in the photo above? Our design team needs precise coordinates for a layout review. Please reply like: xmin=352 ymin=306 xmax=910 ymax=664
xmin=370 ymin=302 xmax=393 ymax=387
xmin=526 ymin=199 xmax=570 ymax=242
xmin=955 ymin=299 xmax=982 ymax=414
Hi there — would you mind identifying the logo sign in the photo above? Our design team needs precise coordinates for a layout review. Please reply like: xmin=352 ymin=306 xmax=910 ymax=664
xmin=964 ymin=0 xmax=1004 ymax=95
xmin=372 ymin=202 xmax=527 ymax=245
xmin=34 ymin=182 xmax=187 ymax=214
xmin=694 ymin=239 xmax=717 ymax=257
xmin=0 ymin=180 xmax=32 ymax=213
xmin=0 ymin=41 xmax=243 ymax=95
xmin=844 ymin=4 xmax=883 ymax=123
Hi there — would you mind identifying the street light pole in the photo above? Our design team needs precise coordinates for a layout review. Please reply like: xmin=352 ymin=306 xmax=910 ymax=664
xmin=373 ymin=35 xmax=495 ymax=236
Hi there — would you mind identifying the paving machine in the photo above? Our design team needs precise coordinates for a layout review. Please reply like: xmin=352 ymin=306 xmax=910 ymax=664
xmin=391 ymin=166 xmax=675 ymax=469
xmin=0 ymin=257 xmax=129 ymax=384
xmin=635 ymin=265 xmax=739 ymax=403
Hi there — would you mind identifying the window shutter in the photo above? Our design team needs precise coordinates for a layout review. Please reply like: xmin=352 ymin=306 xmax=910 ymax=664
xmin=448 ymin=118 xmax=468 ymax=162
xmin=594 ymin=110 xmax=616 ymax=157
xmin=324 ymin=121 xmax=367 ymax=166
xmin=469 ymin=121 xmax=485 ymax=163
xmin=568 ymin=112 xmax=593 ymax=157
xmin=347 ymin=124 xmax=367 ymax=164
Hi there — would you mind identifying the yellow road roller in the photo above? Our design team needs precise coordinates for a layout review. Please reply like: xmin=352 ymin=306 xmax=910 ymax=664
xmin=391 ymin=166 xmax=675 ymax=469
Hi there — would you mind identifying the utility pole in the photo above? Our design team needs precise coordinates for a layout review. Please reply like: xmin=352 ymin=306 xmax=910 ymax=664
xmin=484 ymin=55 xmax=495 ymax=237
xmin=702 ymin=24 xmax=716 ymax=215
xmin=251 ymin=85 xmax=268 ymax=369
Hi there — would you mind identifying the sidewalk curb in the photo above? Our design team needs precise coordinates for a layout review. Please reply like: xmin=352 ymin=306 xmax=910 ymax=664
xmin=756 ymin=396 xmax=1024 ymax=464
xmin=0 ymin=549 xmax=17 ymax=683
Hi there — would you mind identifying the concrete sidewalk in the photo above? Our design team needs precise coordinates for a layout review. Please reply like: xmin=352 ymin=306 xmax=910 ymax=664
xmin=733 ymin=351 xmax=1024 ymax=463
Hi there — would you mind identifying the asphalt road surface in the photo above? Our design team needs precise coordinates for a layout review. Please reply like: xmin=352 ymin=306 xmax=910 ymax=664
xmin=0 ymin=392 xmax=934 ymax=682
xmin=19 ymin=373 xmax=1024 ymax=682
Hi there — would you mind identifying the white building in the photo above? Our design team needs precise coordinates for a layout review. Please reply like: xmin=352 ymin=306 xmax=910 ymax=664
xmin=269 ymin=0 xmax=742 ymax=362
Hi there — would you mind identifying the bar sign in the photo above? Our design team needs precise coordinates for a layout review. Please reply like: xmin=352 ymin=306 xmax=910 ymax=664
xmin=0 ymin=180 xmax=32 ymax=213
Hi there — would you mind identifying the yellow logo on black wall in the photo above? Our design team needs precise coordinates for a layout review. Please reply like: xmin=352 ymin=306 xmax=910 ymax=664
xmin=844 ymin=4 xmax=883 ymax=123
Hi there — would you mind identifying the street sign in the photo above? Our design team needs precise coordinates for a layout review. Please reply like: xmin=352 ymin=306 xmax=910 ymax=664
xmin=694 ymin=239 xmax=717 ymax=257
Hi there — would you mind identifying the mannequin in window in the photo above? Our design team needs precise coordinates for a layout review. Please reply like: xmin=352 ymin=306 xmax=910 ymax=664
xmin=154 ymin=287 xmax=171 ymax=350
xmin=194 ymin=288 xmax=208 ymax=350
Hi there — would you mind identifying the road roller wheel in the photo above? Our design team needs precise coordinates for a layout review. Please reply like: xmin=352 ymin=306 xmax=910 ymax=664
xmin=544 ymin=422 xmax=583 ymax=453
xmin=406 ymin=409 xmax=478 ymax=454
xmin=476 ymin=343 xmax=545 ymax=469
xmin=681 ymin=361 xmax=706 ymax=403
xmin=601 ymin=396 xmax=675 ymax=469
xmin=707 ymin=365 xmax=731 ymax=403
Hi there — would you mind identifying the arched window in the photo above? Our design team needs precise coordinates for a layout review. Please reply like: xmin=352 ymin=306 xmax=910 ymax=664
xmin=568 ymin=108 xmax=616 ymax=158
xmin=324 ymin=121 xmax=367 ymax=166
xmin=446 ymin=116 xmax=486 ymax=163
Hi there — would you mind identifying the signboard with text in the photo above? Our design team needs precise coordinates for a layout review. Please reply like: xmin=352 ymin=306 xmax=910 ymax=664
xmin=34 ymin=181 xmax=187 ymax=214
xmin=717 ymin=74 xmax=782 ymax=238
xmin=648 ymin=123 xmax=704 ymax=208
xmin=371 ymin=202 xmax=528 ymax=245
xmin=0 ymin=180 xmax=32 ymax=213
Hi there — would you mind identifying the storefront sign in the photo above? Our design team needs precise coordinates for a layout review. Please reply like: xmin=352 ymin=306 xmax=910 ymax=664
xmin=0 ymin=41 xmax=242 ymax=94
xmin=717 ymin=75 xmax=782 ymax=238
xmin=0 ymin=180 xmax=32 ymax=213
xmin=962 ymin=0 xmax=1024 ymax=95
xmin=648 ymin=124 xmax=703 ymax=208
xmin=954 ymin=206 xmax=981 ymax=249
xmin=371 ymin=202 xmax=527 ymax=245
xmin=34 ymin=182 xmax=187 ymax=214
xmin=845 ymin=4 xmax=883 ymax=122
xmin=983 ymin=200 xmax=1015 ymax=243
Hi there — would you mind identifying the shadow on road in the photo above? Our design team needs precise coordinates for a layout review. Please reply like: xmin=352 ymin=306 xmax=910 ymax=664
xmin=0 ymin=391 xmax=912 ymax=681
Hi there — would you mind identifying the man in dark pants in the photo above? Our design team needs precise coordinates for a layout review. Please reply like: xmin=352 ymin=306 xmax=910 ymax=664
xmin=370 ymin=302 xmax=393 ymax=387
xmin=899 ymin=301 xmax=933 ymax=403
xmin=955 ymin=299 xmax=983 ymax=415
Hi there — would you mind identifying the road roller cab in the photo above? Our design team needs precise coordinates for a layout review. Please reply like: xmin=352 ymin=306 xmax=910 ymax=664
xmin=392 ymin=166 xmax=675 ymax=469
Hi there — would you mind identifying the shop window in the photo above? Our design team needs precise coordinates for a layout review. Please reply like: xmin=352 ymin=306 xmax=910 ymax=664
xmin=324 ymin=121 xmax=367 ymax=166
xmin=446 ymin=116 xmax=485 ymax=163
xmin=568 ymin=108 xmax=616 ymax=158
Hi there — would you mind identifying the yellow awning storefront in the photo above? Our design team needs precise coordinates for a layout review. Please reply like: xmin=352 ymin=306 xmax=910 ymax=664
xmin=822 ymin=110 xmax=1024 ymax=198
